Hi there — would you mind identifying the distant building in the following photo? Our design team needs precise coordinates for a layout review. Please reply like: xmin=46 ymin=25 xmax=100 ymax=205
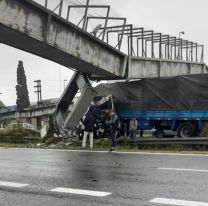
xmin=0 ymin=99 xmax=59 ymax=130
xmin=0 ymin=97 xmax=79 ymax=130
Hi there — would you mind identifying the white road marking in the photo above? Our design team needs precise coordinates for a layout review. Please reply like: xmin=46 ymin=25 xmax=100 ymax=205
xmin=158 ymin=167 xmax=208 ymax=173
xmin=0 ymin=180 xmax=29 ymax=188
xmin=50 ymin=187 xmax=112 ymax=197
xmin=150 ymin=197 xmax=208 ymax=206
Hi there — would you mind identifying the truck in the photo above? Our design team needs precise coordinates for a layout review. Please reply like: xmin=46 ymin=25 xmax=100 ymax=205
xmin=95 ymin=74 xmax=208 ymax=138
xmin=53 ymin=72 xmax=208 ymax=139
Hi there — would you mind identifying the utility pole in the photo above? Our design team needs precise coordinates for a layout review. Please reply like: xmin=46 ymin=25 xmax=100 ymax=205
xmin=34 ymin=80 xmax=42 ymax=106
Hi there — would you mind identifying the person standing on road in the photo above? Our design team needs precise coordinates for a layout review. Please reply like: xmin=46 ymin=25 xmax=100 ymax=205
xmin=82 ymin=107 xmax=95 ymax=149
xmin=106 ymin=110 xmax=120 ymax=151
xmin=129 ymin=116 xmax=138 ymax=139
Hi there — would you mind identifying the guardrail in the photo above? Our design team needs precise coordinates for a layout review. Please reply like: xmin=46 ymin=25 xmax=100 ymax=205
xmin=127 ymin=138 xmax=208 ymax=147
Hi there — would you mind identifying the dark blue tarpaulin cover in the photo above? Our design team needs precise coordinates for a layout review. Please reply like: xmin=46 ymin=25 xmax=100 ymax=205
xmin=96 ymin=74 xmax=208 ymax=111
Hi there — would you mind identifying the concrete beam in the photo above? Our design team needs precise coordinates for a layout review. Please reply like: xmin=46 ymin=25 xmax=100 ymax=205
xmin=127 ymin=57 xmax=207 ymax=78
xmin=0 ymin=0 xmax=127 ymax=77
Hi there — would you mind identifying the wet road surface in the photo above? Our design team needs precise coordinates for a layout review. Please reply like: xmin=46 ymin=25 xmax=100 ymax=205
xmin=0 ymin=148 xmax=208 ymax=205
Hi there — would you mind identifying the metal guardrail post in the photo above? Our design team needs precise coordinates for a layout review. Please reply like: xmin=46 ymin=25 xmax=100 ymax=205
xmin=137 ymin=38 xmax=139 ymax=56
xmin=118 ymin=19 xmax=126 ymax=51
xmin=142 ymin=29 xmax=144 ymax=57
xmin=83 ymin=0 xmax=90 ymax=30
xmin=191 ymin=42 xmax=193 ymax=61
xmin=45 ymin=0 xmax=48 ymax=8
xmin=102 ymin=6 xmax=110 ymax=41
xmin=201 ymin=45 xmax=204 ymax=63
xmin=151 ymin=31 xmax=154 ymax=58
xmin=167 ymin=35 xmax=169 ymax=59
xmin=186 ymin=40 xmax=188 ymax=61
xmin=174 ymin=37 xmax=177 ymax=60
xmin=59 ymin=0 xmax=63 ymax=16
xmin=127 ymin=24 xmax=133 ymax=56
xmin=77 ymin=16 xmax=85 ymax=27
xmin=165 ymin=45 xmax=167 ymax=59
xmin=159 ymin=33 xmax=162 ymax=59
xmin=180 ymin=39 xmax=183 ymax=60
xmin=196 ymin=43 xmax=198 ymax=62
xmin=66 ymin=6 xmax=71 ymax=20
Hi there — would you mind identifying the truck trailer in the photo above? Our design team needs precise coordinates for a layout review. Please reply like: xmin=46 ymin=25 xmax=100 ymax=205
xmin=96 ymin=74 xmax=208 ymax=138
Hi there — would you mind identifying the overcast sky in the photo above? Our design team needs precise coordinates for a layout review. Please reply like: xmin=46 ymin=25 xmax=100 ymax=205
xmin=0 ymin=0 xmax=207 ymax=106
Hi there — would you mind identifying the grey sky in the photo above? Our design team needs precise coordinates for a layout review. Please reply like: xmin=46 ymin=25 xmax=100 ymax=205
xmin=0 ymin=0 xmax=207 ymax=106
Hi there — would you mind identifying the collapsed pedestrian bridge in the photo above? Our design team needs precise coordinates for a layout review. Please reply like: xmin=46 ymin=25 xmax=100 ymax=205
xmin=0 ymin=0 xmax=207 ymax=136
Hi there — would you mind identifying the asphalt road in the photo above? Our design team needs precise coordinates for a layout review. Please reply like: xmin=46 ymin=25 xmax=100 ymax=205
xmin=0 ymin=148 xmax=208 ymax=206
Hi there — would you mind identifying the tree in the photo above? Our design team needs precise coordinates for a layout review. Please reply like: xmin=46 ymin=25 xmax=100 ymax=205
xmin=0 ymin=100 xmax=5 ymax=108
xmin=16 ymin=61 xmax=30 ymax=111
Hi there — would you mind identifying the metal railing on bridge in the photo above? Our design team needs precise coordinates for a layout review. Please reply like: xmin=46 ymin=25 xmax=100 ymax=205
xmin=35 ymin=0 xmax=204 ymax=63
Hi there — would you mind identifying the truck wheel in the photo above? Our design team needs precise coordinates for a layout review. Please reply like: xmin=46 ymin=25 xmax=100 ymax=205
xmin=177 ymin=123 xmax=194 ymax=138
xmin=154 ymin=130 xmax=165 ymax=138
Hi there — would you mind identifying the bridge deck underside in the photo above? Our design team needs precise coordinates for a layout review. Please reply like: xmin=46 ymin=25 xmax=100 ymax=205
xmin=0 ymin=24 xmax=117 ymax=77
xmin=0 ymin=0 xmax=126 ymax=78
xmin=0 ymin=0 xmax=206 ymax=79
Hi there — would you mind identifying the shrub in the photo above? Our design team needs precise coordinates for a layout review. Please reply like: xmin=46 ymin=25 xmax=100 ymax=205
xmin=95 ymin=138 xmax=111 ymax=148
xmin=0 ymin=123 xmax=39 ymax=143
xmin=200 ymin=123 xmax=208 ymax=137
xmin=45 ymin=137 xmax=60 ymax=145
xmin=117 ymin=136 xmax=128 ymax=145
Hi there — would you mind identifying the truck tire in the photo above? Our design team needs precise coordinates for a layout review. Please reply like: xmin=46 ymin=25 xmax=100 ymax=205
xmin=177 ymin=123 xmax=194 ymax=138
xmin=154 ymin=130 xmax=165 ymax=138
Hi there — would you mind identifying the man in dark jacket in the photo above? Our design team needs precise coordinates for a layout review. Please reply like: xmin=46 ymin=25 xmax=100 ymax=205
xmin=106 ymin=110 xmax=120 ymax=151
xmin=82 ymin=107 xmax=95 ymax=149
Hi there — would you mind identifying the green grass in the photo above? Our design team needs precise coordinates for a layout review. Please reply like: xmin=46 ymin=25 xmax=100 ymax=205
xmin=200 ymin=123 xmax=208 ymax=137
xmin=0 ymin=134 xmax=208 ymax=155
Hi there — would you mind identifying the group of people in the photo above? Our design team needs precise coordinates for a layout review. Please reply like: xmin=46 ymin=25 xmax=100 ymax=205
xmin=81 ymin=107 xmax=120 ymax=151
xmin=81 ymin=106 xmax=140 ymax=151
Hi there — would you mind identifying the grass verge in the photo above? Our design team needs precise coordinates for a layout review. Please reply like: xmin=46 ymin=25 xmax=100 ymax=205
xmin=0 ymin=135 xmax=208 ymax=154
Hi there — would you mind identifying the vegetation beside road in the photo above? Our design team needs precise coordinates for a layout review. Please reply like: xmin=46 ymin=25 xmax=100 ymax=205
xmin=200 ymin=123 xmax=208 ymax=137
xmin=0 ymin=134 xmax=208 ymax=154
xmin=0 ymin=123 xmax=40 ymax=144
xmin=1 ymin=123 xmax=208 ymax=153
